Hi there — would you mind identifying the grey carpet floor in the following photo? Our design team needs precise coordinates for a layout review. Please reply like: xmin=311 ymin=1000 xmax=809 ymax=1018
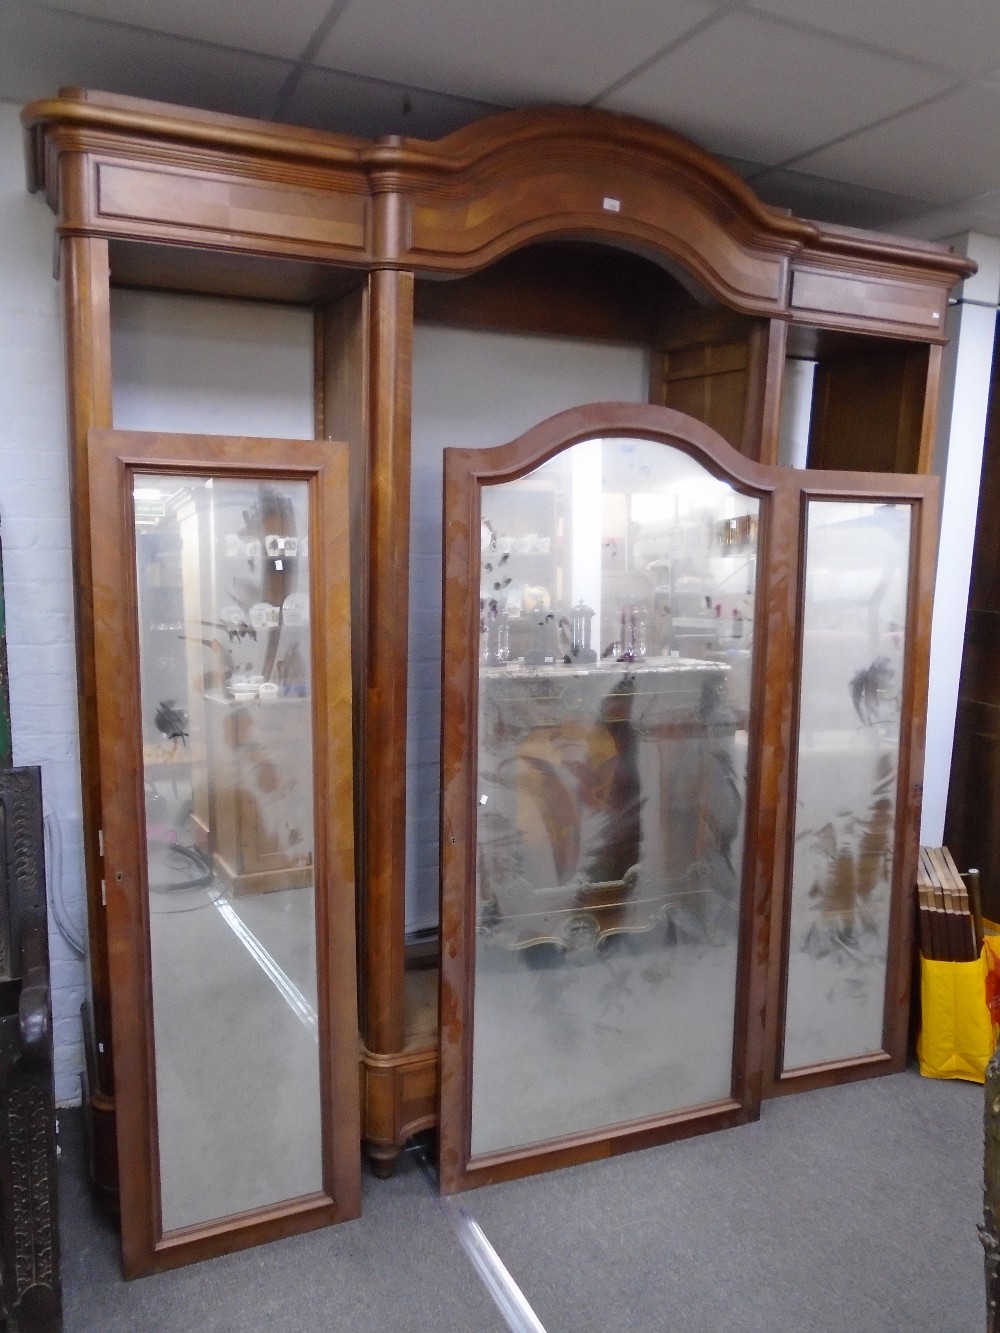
xmin=59 ymin=1066 xmax=984 ymax=1332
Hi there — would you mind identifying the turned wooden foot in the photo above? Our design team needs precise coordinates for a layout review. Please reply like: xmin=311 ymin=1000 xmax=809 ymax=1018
xmin=365 ymin=1143 xmax=402 ymax=1179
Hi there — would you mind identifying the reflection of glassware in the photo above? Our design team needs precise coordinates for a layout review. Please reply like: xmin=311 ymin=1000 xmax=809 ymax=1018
xmin=618 ymin=603 xmax=647 ymax=662
xmin=264 ymin=534 xmax=298 ymax=559
xmin=485 ymin=608 xmax=510 ymax=666
xmin=282 ymin=591 xmax=309 ymax=627
xmin=570 ymin=601 xmax=597 ymax=663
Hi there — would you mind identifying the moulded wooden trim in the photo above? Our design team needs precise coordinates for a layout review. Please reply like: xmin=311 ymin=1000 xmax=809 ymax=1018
xmin=22 ymin=88 xmax=368 ymax=182
xmin=446 ymin=1101 xmax=755 ymax=1194
xmin=797 ymin=221 xmax=975 ymax=282
xmin=368 ymin=106 xmax=812 ymax=239
xmin=384 ymin=107 xmax=806 ymax=309
xmin=23 ymin=94 xmax=974 ymax=339
xmin=87 ymin=428 xmax=361 ymax=1277
xmin=447 ymin=400 xmax=783 ymax=494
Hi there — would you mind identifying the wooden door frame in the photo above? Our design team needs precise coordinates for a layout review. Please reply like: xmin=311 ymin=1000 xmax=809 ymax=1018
xmin=87 ymin=427 xmax=360 ymax=1276
xmin=762 ymin=468 xmax=938 ymax=1096
xmin=438 ymin=402 xmax=782 ymax=1193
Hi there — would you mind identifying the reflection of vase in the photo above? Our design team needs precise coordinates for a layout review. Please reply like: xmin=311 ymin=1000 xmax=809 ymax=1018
xmin=485 ymin=609 xmax=510 ymax=665
xmin=570 ymin=600 xmax=597 ymax=663
xmin=618 ymin=604 xmax=647 ymax=662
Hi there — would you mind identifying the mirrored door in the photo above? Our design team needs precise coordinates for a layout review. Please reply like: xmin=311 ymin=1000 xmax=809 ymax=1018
xmin=439 ymin=406 xmax=776 ymax=1192
xmin=88 ymin=429 xmax=360 ymax=1275
xmin=772 ymin=483 xmax=936 ymax=1090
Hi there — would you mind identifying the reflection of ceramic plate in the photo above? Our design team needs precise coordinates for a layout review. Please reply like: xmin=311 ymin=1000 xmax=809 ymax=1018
xmin=283 ymin=591 xmax=310 ymax=627
xmin=219 ymin=603 xmax=244 ymax=630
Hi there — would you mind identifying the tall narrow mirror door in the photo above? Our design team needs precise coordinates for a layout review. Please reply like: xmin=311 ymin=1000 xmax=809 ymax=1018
xmin=89 ymin=430 xmax=360 ymax=1276
xmin=781 ymin=498 xmax=921 ymax=1075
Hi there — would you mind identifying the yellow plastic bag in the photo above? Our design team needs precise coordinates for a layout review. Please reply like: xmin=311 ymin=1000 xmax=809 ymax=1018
xmin=917 ymin=948 xmax=996 ymax=1083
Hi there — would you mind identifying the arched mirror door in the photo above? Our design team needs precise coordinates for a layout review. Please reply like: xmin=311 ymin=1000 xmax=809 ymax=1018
xmin=438 ymin=406 xmax=780 ymax=1192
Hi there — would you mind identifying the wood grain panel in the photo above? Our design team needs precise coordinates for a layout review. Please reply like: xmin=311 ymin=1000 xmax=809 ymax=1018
xmin=414 ymin=242 xmax=669 ymax=343
xmin=807 ymin=342 xmax=930 ymax=474
xmin=96 ymin=161 xmax=368 ymax=254
xmin=409 ymin=168 xmax=787 ymax=310
xmin=791 ymin=269 xmax=946 ymax=337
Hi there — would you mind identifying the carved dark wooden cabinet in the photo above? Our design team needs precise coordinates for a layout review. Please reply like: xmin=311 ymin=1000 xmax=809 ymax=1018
xmin=0 ymin=767 xmax=61 ymax=1330
xmin=20 ymin=88 xmax=972 ymax=1235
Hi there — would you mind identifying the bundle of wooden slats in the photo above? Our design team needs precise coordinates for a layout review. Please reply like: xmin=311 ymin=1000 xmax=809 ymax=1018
xmin=917 ymin=846 xmax=982 ymax=962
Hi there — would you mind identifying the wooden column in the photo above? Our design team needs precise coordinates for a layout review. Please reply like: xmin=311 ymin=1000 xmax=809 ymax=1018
xmin=60 ymin=234 xmax=117 ymax=1207
xmin=744 ymin=318 xmax=788 ymax=466
xmin=362 ymin=266 xmax=414 ymax=1055
xmin=358 ymin=264 xmax=420 ymax=1176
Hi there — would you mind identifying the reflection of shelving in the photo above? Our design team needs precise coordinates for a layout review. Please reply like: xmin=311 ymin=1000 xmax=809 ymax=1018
xmin=136 ymin=530 xmax=188 ymax=746
xmin=477 ymin=657 xmax=739 ymax=953
xmin=195 ymin=694 xmax=313 ymax=896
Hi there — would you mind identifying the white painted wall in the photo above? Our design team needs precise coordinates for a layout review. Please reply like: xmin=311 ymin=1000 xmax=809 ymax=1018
xmin=110 ymin=290 xmax=314 ymax=437
xmin=0 ymin=102 xmax=86 ymax=1104
xmin=921 ymin=234 xmax=1000 ymax=845
xmin=406 ymin=324 xmax=649 ymax=931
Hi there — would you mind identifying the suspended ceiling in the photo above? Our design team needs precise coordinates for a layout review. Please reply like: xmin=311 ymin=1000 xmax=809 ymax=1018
xmin=4 ymin=0 xmax=1000 ymax=240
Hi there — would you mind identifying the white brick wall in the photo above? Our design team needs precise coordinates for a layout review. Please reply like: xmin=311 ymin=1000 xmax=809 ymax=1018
xmin=0 ymin=102 xmax=87 ymax=1105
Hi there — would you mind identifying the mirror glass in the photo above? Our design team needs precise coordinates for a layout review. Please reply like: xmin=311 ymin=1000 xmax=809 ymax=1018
xmin=133 ymin=473 xmax=322 ymax=1232
xmin=471 ymin=436 xmax=760 ymax=1156
xmin=782 ymin=500 xmax=912 ymax=1071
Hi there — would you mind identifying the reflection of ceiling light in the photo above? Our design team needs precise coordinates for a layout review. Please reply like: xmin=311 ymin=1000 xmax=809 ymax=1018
xmin=134 ymin=487 xmax=162 ymax=500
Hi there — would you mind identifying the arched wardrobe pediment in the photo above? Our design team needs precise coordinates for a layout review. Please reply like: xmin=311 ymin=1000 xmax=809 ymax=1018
xmin=20 ymin=87 xmax=970 ymax=1263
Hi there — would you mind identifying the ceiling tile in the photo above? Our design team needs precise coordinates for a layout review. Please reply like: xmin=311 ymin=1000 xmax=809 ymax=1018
xmin=28 ymin=0 xmax=334 ymax=63
xmin=3 ymin=3 xmax=292 ymax=116
xmin=883 ymin=199 xmax=1000 ymax=243
xmin=311 ymin=0 xmax=725 ymax=104
xmin=281 ymin=67 xmax=505 ymax=141
xmin=967 ymin=190 xmax=1000 ymax=221
xmin=795 ymin=85 xmax=1000 ymax=205
xmin=751 ymin=0 xmax=1000 ymax=78
xmin=598 ymin=10 xmax=953 ymax=165
xmin=750 ymin=165 xmax=930 ymax=230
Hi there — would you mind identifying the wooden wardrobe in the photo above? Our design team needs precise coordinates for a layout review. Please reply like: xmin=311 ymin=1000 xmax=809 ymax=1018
xmin=22 ymin=88 xmax=973 ymax=1250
